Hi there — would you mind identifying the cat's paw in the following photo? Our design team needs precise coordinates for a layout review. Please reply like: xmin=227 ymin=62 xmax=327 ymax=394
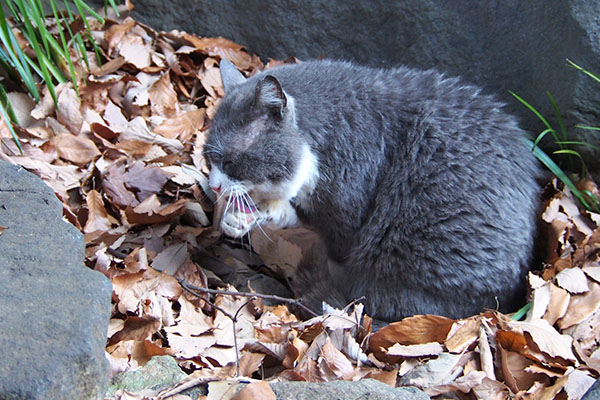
xmin=261 ymin=199 xmax=299 ymax=228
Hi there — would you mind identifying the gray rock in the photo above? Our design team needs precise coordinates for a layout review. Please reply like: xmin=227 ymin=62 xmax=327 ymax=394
xmin=88 ymin=0 xmax=600 ymax=175
xmin=269 ymin=379 xmax=429 ymax=400
xmin=584 ymin=379 xmax=600 ymax=400
xmin=107 ymin=355 xmax=205 ymax=398
xmin=0 ymin=161 xmax=112 ymax=400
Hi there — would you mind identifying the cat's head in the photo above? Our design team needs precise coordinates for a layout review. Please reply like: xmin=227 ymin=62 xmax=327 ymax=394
xmin=203 ymin=59 xmax=318 ymax=237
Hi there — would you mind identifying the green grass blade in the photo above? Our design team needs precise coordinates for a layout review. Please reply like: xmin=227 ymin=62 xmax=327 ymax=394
xmin=546 ymin=91 xmax=567 ymax=143
xmin=50 ymin=3 xmax=81 ymax=95
xmin=509 ymin=91 xmax=554 ymax=132
xmin=10 ymin=3 xmax=61 ymax=104
xmin=526 ymin=138 xmax=596 ymax=211
xmin=0 ymin=83 xmax=19 ymax=125
xmin=576 ymin=124 xmax=600 ymax=132
xmin=0 ymin=6 xmax=40 ymax=101
xmin=582 ymin=191 xmax=600 ymax=212
xmin=62 ymin=0 xmax=76 ymax=21
xmin=26 ymin=0 xmax=53 ymax=60
xmin=74 ymin=0 xmax=105 ymax=24
xmin=5 ymin=0 xmax=20 ymax=21
xmin=87 ymin=33 xmax=103 ymax=67
xmin=0 ymin=85 xmax=23 ymax=154
xmin=555 ymin=140 xmax=600 ymax=150
xmin=511 ymin=302 xmax=531 ymax=321
xmin=553 ymin=149 xmax=587 ymax=177
xmin=106 ymin=0 xmax=121 ymax=16
xmin=0 ymin=47 xmax=21 ymax=82
xmin=532 ymin=128 xmax=557 ymax=149
xmin=74 ymin=33 xmax=91 ymax=71
xmin=567 ymin=59 xmax=600 ymax=84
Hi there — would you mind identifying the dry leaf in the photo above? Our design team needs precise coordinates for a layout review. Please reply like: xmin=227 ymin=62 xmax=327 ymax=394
xmin=153 ymin=108 xmax=205 ymax=141
xmin=56 ymin=85 xmax=83 ymax=134
xmin=509 ymin=318 xmax=576 ymax=361
xmin=149 ymin=72 xmax=179 ymax=117
xmin=84 ymin=189 xmax=117 ymax=233
xmin=386 ymin=342 xmax=444 ymax=358
xmin=445 ymin=317 xmax=482 ymax=353
xmin=370 ymin=314 xmax=454 ymax=362
xmin=320 ymin=337 xmax=355 ymax=380
xmin=557 ymin=281 xmax=600 ymax=329
xmin=53 ymin=133 xmax=101 ymax=165
xmin=400 ymin=352 xmax=464 ymax=388
xmin=543 ymin=283 xmax=570 ymax=325
xmin=556 ymin=267 xmax=590 ymax=294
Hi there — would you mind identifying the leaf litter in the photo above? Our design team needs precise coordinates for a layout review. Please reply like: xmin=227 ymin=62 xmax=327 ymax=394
xmin=1 ymin=5 xmax=599 ymax=400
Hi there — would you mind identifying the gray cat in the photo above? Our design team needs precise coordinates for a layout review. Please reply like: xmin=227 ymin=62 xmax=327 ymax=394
xmin=204 ymin=59 xmax=543 ymax=321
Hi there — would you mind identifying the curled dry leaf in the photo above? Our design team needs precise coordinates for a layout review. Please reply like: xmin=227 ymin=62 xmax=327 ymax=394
xmin=369 ymin=314 xmax=454 ymax=362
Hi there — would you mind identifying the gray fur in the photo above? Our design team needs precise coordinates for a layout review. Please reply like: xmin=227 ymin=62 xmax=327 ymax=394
xmin=205 ymin=60 xmax=543 ymax=321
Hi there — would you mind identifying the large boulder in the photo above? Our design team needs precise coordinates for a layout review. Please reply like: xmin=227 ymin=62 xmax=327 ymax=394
xmin=90 ymin=0 xmax=600 ymax=174
xmin=268 ymin=379 xmax=429 ymax=400
xmin=0 ymin=160 xmax=112 ymax=399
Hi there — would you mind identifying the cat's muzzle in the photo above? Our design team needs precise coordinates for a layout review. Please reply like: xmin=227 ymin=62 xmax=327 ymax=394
xmin=213 ymin=195 xmax=263 ymax=238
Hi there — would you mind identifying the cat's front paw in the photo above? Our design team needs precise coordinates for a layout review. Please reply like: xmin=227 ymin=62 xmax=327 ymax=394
xmin=261 ymin=199 xmax=299 ymax=228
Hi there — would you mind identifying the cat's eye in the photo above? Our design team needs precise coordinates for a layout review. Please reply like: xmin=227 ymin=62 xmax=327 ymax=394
xmin=222 ymin=158 xmax=233 ymax=170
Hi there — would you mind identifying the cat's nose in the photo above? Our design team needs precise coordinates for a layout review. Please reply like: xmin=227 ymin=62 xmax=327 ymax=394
xmin=211 ymin=185 xmax=221 ymax=194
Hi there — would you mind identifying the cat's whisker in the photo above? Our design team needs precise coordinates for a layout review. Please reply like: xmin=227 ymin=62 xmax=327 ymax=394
xmin=223 ymin=189 xmax=234 ymax=216
xmin=238 ymin=192 xmax=274 ymax=242
xmin=204 ymin=143 xmax=221 ymax=150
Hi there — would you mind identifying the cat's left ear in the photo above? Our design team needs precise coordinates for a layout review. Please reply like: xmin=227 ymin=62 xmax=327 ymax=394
xmin=220 ymin=59 xmax=246 ymax=93
xmin=255 ymin=75 xmax=287 ymax=119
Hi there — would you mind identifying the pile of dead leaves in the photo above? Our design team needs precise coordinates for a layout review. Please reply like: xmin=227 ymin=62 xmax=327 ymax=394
xmin=1 ymin=4 xmax=599 ymax=400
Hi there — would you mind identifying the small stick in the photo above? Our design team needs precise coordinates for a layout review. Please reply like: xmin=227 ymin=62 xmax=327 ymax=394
xmin=178 ymin=279 xmax=319 ymax=318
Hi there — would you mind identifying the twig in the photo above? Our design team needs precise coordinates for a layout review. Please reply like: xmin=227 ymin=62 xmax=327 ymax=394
xmin=232 ymin=297 xmax=257 ymax=376
xmin=180 ymin=283 xmax=234 ymax=320
xmin=178 ymin=279 xmax=319 ymax=318
xmin=180 ymin=282 xmax=259 ymax=377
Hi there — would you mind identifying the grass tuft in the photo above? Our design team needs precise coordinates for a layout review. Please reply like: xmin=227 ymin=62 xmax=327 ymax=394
xmin=511 ymin=60 xmax=600 ymax=213
xmin=0 ymin=0 xmax=117 ymax=153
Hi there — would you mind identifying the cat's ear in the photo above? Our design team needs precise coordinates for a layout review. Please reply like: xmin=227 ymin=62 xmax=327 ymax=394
xmin=255 ymin=75 xmax=287 ymax=119
xmin=220 ymin=59 xmax=246 ymax=92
